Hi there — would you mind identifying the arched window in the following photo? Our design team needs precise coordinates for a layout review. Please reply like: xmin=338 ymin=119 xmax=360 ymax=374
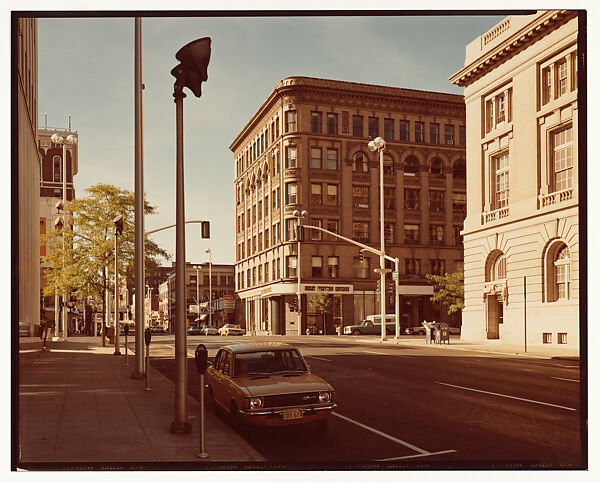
xmin=53 ymin=155 xmax=62 ymax=182
xmin=403 ymin=156 xmax=419 ymax=176
xmin=383 ymin=153 xmax=394 ymax=175
xmin=352 ymin=151 xmax=369 ymax=173
xmin=553 ymin=245 xmax=570 ymax=300
xmin=430 ymin=157 xmax=444 ymax=176
xmin=485 ymin=251 xmax=506 ymax=282
xmin=453 ymin=159 xmax=466 ymax=179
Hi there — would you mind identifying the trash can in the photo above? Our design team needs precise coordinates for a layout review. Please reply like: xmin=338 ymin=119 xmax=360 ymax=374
xmin=107 ymin=326 xmax=115 ymax=344
xmin=438 ymin=323 xmax=450 ymax=344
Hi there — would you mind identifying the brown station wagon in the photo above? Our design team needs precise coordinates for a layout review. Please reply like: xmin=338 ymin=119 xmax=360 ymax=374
xmin=206 ymin=342 xmax=336 ymax=429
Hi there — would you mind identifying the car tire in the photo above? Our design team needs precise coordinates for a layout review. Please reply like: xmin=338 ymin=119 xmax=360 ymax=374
xmin=352 ymin=329 xmax=361 ymax=336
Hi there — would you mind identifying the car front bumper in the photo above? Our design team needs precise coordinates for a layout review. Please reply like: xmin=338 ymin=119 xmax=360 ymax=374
xmin=238 ymin=403 xmax=337 ymax=426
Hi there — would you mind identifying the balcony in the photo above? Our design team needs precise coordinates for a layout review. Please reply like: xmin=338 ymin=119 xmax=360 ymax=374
xmin=539 ymin=188 xmax=574 ymax=208
xmin=483 ymin=206 xmax=510 ymax=223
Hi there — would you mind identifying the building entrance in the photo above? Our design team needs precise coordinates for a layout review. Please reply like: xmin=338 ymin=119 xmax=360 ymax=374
xmin=486 ymin=295 xmax=503 ymax=339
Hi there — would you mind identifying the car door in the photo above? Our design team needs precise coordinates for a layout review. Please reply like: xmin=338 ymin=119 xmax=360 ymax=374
xmin=211 ymin=349 xmax=235 ymax=411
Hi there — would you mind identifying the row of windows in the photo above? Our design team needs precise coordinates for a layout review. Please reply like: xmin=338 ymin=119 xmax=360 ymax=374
xmin=301 ymin=109 xmax=466 ymax=146
xmin=236 ymin=116 xmax=281 ymax=176
xmin=237 ymin=255 xmax=461 ymax=289
xmin=541 ymin=51 xmax=577 ymax=107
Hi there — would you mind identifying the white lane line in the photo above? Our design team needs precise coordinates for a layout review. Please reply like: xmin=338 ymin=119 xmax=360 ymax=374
xmin=376 ymin=449 xmax=457 ymax=462
xmin=332 ymin=412 xmax=428 ymax=454
xmin=435 ymin=382 xmax=577 ymax=412
xmin=552 ymin=377 xmax=580 ymax=383
xmin=305 ymin=355 xmax=332 ymax=362
xmin=365 ymin=350 xmax=389 ymax=356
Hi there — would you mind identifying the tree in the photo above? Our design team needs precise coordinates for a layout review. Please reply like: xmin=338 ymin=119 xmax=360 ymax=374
xmin=307 ymin=290 xmax=334 ymax=335
xmin=425 ymin=271 xmax=465 ymax=315
xmin=42 ymin=184 xmax=170 ymax=341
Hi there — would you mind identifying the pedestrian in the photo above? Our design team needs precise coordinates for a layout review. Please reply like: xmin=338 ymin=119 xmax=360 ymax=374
xmin=40 ymin=319 xmax=49 ymax=349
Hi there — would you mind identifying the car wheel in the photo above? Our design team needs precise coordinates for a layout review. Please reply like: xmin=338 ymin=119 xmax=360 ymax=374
xmin=418 ymin=330 xmax=425 ymax=335
xmin=352 ymin=329 xmax=361 ymax=336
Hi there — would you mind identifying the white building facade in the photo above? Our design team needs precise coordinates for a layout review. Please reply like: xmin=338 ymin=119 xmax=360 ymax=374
xmin=450 ymin=11 xmax=580 ymax=352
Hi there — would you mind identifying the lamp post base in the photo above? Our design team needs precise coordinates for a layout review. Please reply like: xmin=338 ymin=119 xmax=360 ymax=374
xmin=171 ymin=421 xmax=192 ymax=434
xmin=113 ymin=350 xmax=122 ymax=355
xmin=196 ymin=452 xmax=209 ymax=459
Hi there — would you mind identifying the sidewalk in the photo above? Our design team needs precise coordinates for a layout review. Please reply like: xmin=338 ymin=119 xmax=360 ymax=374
xmin=16 ymin=336 xmax=263 ymax=468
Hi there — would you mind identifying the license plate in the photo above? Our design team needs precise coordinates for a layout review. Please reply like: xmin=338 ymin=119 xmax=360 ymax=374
xmin=282 ymin=408 xmax=303 ymax=420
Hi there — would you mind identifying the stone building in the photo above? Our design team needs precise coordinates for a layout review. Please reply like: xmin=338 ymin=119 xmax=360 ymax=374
xmin=231 ymin=76 xmax=467 ymax=335
xmin=449 ymin=10 xmax=580 ymax=351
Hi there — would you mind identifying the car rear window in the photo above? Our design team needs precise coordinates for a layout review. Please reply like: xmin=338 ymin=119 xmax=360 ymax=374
xmin=234 ymin=350 xmax=307 ymax=376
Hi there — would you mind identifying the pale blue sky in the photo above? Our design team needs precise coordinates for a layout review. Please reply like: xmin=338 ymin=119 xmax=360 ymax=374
xmin=36 ymin=12 xmax=506 ymax=266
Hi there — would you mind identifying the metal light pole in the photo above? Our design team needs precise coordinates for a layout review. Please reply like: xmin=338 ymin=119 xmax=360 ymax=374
xmin=205 ymin=248 xmax=212 ymax=327
xmin=170 ymin=36 xmax=211 ymax=434
xmin=51 ymin=132 xmax=78 ymax=340
xmin=368 ymin=137 xmax=387 ymax=342
xmin=113 ymin=215 xmax=123 ymax=355
xmin=293 ymin=210 xmax=308 ymax=336
xmin=194 ymin=265 xmax=200 ymax=324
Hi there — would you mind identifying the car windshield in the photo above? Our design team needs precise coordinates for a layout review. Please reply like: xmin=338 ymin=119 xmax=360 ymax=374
xmin=234 ymin=350 xmax=308 ymax=377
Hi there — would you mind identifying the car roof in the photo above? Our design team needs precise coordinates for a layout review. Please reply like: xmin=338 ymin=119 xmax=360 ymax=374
xmin=222 ymin=342 xmax=297 ymax=353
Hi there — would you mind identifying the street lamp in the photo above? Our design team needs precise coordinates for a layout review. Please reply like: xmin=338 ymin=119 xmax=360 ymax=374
xmin=170 ymin=36 xmax=211 ymax=434
xmin=205 ymin=248 xmax=212 ymax=328
xmin=51 ymin=132 xmax=78 ymax=340
xmin=113 ymin=215 xmax=123 ymax=355
xmin=368 ymin=136 xmax=388 ymax=342
xmin=193 ymin=265 xmax=200 ymax=325
xmin=293 ymin=210 xmax=308 ymax=336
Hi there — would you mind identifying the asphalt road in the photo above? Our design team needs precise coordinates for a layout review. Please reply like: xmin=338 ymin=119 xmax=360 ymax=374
xmin=145 ymin=334 xmax=584 ymax=470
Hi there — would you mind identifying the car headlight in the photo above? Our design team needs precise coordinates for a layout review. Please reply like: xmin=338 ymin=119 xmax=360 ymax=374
xmin=249 ymin=397 xmax=263 ymax=409
xmin=318 ymin=391 xmax=331 ymax=403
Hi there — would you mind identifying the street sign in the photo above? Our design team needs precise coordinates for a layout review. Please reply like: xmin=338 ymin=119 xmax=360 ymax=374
xmin=373 ymin=268 xmax=392 ymax=274
xmin=392 ymin=271 xmax=398 ymax=281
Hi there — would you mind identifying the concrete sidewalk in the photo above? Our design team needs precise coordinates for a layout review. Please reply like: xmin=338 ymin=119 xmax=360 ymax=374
xmin=16 ymin=336 xmax=263 ymax=468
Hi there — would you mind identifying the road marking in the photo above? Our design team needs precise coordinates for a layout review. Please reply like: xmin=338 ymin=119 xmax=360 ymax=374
xmin=365 ymin=350 xmax=389 ymax=356
xmin=435 ymin=382 xmax=577 ymax=411
xmin=376 ymin=449 xmax=457 ymax=462
xmin=332 ymin=412 xmax=428 ymax=454
xmin=305 ymin=355 xmax=332 ymax=362
xmin=551 ymin=377 xmax=580 ymax=383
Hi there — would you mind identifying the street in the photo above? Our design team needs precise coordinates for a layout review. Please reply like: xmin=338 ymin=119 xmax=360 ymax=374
xmin=145 ymin=335 xmax=583 ymax=469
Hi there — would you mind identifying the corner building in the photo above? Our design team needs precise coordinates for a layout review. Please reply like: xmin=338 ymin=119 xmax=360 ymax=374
xmin=231 ymin=77 xmax=466 ymax=335
xmin=450 ymin=11 xmax=580 ymax=351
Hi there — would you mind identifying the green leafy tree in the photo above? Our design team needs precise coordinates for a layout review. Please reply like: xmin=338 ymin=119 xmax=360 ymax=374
xmin=42 ymin=184 xmax=170 ymax=340
xmin=308 ymin=290 xmax=334 ymax=335
xmin=425 ymin=271 xmax=465 ymax=315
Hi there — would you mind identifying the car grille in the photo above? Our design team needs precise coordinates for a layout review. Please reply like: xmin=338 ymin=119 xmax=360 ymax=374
xmin=262 ymin=392 xmax=320 ymax=408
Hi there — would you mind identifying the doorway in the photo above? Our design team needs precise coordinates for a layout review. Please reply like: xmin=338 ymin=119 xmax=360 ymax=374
xmin=486 ymin=295 xmax=502 ymax=339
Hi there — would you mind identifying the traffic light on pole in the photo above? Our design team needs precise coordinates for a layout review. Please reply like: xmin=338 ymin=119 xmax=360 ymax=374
xmin=359 ymin=250 xmax=365 ymax=262
xmin=201 ymin=221 xmax=210 ymax=239
xmin=296 ymin=225 xmax=305 ymax=242
xmin=170 ymin=37 xmax=211 ymax=98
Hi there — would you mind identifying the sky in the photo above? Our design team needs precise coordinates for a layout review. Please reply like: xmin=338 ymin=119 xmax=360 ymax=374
xmin=31 ymin=9 xmax=509 ymax=268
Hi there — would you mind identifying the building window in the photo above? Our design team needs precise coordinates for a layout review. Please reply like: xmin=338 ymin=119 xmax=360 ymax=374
xmin=485 ymin=88 xmax=512 ymax=133
xmin=264 ymin=196 xmax=269 ymax=217
xmin=353 ymin=151 xmax=369 ymax=172
xmin=285 ymin=110 xmax=297 ymax=132
xmin=405 ymin=259 xmax=421 ymax=276
xmin=257 ymin=200 xmax=262 ymax=221
xmin=404 ymin=156 xmax=419 ymax=176
xmin=312 ymin=256 xmax=323 ymax=277
xmin=542 ymin=66 xmax=552 ymax=105
xmin=326 ymin=184 xmax=338 ymax=206
xmin=311 ymin=183 xmax=322 ymax=205
xmin=353 ymin=256 xmax=369 ymax=278
xmin=430 ymin=225 xmax=444 ymax=245
xmin=384 ymin=222 xmax=395 ymax=244
xmin=453 ymin=160 xmax=466 ymax=179
xmin=445 ymin=124 xmax=455 ymax=145
xmin=431 ymin=259 xmax=445 ymax=275
xmin=454 ymin=226 xmax=463 ymax=246
xmin=487 ymin=254 xmax=507 ymax=282
xmin=53 ymin=155 xmax=62 ymax=182
xmin=459 ymin=126 xmax=466 ymax=147
xmin=311 ymin=147 xmax=322 ymax=169
xmin=415 ymin=122 xmax=425 ymax=142
xmin=53 ymin=188 xmax=62 ymax=198
xmin=328 ymin=256 xmax=339 ymax=278
xmin=285 ymin=146 xmax=297 ymax=168
xmin=383 ymin=154 xmax=394 ymax=175
xmin=352 ymin=115 xmax=363 ymax=137
xmin=247 ymin=270 xmax=251 ymax=287
xmin=264 ymin=228 xmax=269 ymax=249
xmin=553 ymin=126 xmax=573 ymax=192
xmin=368 ymin=117 xmax=379 ymax=138
xmin=554 ymin=245 xmax=571 ymax=300
xmin=453 ymin=192 xmax=466 ymax=213
xmin=326 ymin=219 xmax=339 ymax=241
xmin=311 ymin=111 xmax=322 ymax=133
xmin=326 ymin=149 xmax=338 ymax=170
xmin=384 ymin=118 xmax=394 ymax=140
xmin=399 ymin=120 xmax=409 ymax=141
xmin=493 ymin=152 xmax=509 ymax=209
xmin=429 ymin=191 xmax=444 ymax=212
xmin=556 ymin=59 xmax=568 ymax=98
xmin=557 ymin=333 xmax=567 ymax=344
xmin=285 ymin=182 xmax=297 ymax=205
xmin=286 ymin=218 xmax=298 ymax=241
xmin=429 ymin=123 xmax=439 ymax=144
xmin=429 ymin=157 xmax=444 ymax=176
xmin=542 ymin=333 xmax=552 ymax=344
xmin=327 ymin=113 xmax=338 ymax=134
xmin=352 ymin=221 xmax=369 ymax=243
xmin=257 ymin=264 xmax=262 ymax=283
xmin=404 ymin=224 xmax=419 ymax=244
xmin=405 ymin=189 xmax=420 ymax=210
xmin=353 ymin=185 xmax=369 ymax=208
xmin=383 ymin=187 xmax=395 ymax=210
xmin=311 ymin=219 xmax=323 ymax=241
xmin=252 ymin=267 xmax=256 ymax=286
xmin=287 ymin=256 xmax=297 ymax=278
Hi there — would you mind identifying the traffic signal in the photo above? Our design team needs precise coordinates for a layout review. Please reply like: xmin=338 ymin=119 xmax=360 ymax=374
xmin=171 ymin=37 xmax=211 ymax=98
xmin=113 ymin=215 xmax=123 ymax=235
xmin=359 ymin=250 xmax=365 ymax=262
xmin=376 ymin=278 xmax=381 ymax=294
xmin=201 ymin=221 xmax=210 ymax=239
xmin=296 ymin=225 xmax=305 ymax=242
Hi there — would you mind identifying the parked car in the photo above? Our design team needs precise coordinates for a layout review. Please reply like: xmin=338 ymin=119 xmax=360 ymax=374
xmin=201 ymin=326 xmax=220 ymax=336
xmin=404 ymin=326 xmax=426 ymax=335
xmin=218 ymin=324 xmax=246 ymax=336
xmin=188 ymin=325 xmax=203 ymax=335
xmin=206 ymin=342 xmax=336 ymax=429
xmin=150 ymin=326 xmax=166 ymax=334
xmin=343 ymin=316 xmax=396 ymax=336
